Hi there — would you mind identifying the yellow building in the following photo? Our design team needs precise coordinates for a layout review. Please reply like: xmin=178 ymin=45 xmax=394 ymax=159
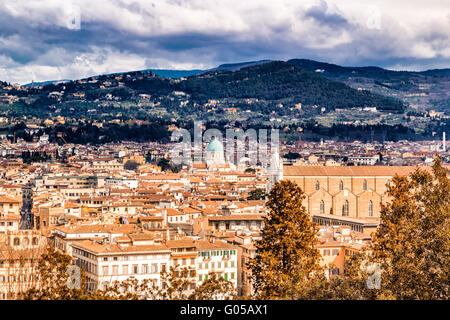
xmin=284 ymin=166 xmax=432 ymax=233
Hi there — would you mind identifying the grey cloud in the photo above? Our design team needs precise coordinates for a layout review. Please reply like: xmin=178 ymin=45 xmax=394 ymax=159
xmin=303 ymin=0 xmax=349 ymax=28
xmin=0 ymin=0 xmax=449 ymax=83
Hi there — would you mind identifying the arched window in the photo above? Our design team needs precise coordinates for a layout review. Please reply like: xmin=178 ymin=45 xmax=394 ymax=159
xmin=368 ymin=200 xmax=373 ymax=217
xmin=315 ymin=181 xmax=320 ymax=190
xmin=342 ymin=200 xmax=349 ymax=216
xmin=339 ymin=181 xmax=343 ymax=191
xmin=13 ymin=238 xmax=20 ymax=246
xmin=363 ymin=179 xmax=367 ymax=191
xmin=320 ymin=200 xmax=324 ymax=214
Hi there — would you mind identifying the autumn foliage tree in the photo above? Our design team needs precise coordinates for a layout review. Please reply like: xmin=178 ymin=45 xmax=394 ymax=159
xmin=371 ymin=157 xmax=450 ymax=300
xmin=20 ymin=246 xmax=90 ymax=300
xmin=189 ymin=273 xmax=236 ymax=300
xmin=248 ymin=180 xmax=323 ymax=299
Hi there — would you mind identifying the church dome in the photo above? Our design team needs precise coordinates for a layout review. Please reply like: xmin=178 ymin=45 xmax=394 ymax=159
xmin=207 ymin=138 xmax=224 ymax=152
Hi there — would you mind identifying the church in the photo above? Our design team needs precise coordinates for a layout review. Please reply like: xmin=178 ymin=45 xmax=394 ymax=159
xmin=205 ymin=138 xmax=236 ymax=171
xmin=282 ymin=165 xmax=433 ymax=234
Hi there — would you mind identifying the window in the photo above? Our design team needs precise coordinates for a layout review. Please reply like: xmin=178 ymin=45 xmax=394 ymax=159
xmin=332 ymin=249 xmax=339 ymax=256
xmin=363 ymin=179 xmax=367 ymax=191
xmin=142 ymin=264 xmax=148 ymax=274
xmin=133 ymin=265 xmax=138 ymax=274
xmin=102 ymin=266 xmax=108 ymax=276
xmin=320 ymin=200 xmax=324 ymax=214
xmin=342 ymin=200 xmax=349 ymax=216
xmin=199 ymin=274 xmax=202 ymax=281
xmin=122 ymin=265 xmax=128 ymax=275
xmin=368 ymin=200 xmax=373 ymax=217
xmin=112 ymin=265 xmax=118 ymax=275
xmin=160 ymin=264 xmax=166 ymax=272
xmin=315 ymin=181 xmax=320 ymax=190
xmin=13 ymin=238 xmax=20 ymax=246
xmin=151 ymin=264 xmax=158 ymax=274
xmin=339 ymin=180 xmax=343 ymax=191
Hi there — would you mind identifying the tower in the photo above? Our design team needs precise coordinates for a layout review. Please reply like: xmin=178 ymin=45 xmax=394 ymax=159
xmin=443 ymin=132 xmax=446 ymax=152
xmin=19 ymin=185 xmax=34 ymax=229
xmin=267 ymin=148 xmax=283 ymax=193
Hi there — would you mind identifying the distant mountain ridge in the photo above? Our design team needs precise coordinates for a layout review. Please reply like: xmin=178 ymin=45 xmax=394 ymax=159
xmin=286 ymin=59 xmax=450 ymax=111
xmin=287 ymin=59 xmax=450 ymax=78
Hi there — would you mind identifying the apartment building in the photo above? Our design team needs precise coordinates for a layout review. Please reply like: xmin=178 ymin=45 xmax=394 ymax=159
xmin=71 ymin=238 xmax=239 ymax=295
xmin=72 ymin=240 xmax=171 ymax=292
xmin=0 ymin=231 xmax=46 ymax=300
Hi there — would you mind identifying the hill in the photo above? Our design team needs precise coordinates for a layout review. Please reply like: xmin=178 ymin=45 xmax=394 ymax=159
xmin=287 ymin=59 xmax=450 ymax=111
xmin=177 ymin=61 xmax=405 ymax=111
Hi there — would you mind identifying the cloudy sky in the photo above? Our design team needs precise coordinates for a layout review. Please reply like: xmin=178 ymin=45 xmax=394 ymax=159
xmin=1 ymin=0 xmax=449 ymax=84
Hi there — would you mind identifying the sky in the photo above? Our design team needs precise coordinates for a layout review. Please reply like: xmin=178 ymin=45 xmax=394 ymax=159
xmin=0 ymin=0 xmax=449 ymax=84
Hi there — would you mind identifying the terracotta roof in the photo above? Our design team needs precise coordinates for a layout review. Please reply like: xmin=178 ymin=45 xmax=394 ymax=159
xmin=72 ymin=239 xmax=170 ymax=254
xmin=208 ymin=214 xmax=265 ymax=221
xmin=284 ymin=165 xmax=431 ymax=177
xmin=0 ymin=196 xmax=20 ymax=203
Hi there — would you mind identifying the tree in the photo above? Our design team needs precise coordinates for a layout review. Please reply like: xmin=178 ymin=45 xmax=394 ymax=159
xmin=370 ymin=157 xmax=449 ymax=300
xmin=124 ymin=160 xmax=139 ymax=171
xmin=247 ymin=189 xmax=266 ymax=200
xmin=189 ymin=273 xmax=236 ymax=300
xmin=306 ymin=252 xmax=379 ymax=300
xmin=157 ymin=266 xmax=193 ymax=300
xmin=21 ymin=246 xmax=90 ymax=300
xmin=248 ymin=180 xmax=323 ymax=299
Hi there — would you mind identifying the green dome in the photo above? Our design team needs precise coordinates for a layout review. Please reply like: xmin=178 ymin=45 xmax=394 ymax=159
xmin=207 ymin=139 xmax=224 ymax=152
